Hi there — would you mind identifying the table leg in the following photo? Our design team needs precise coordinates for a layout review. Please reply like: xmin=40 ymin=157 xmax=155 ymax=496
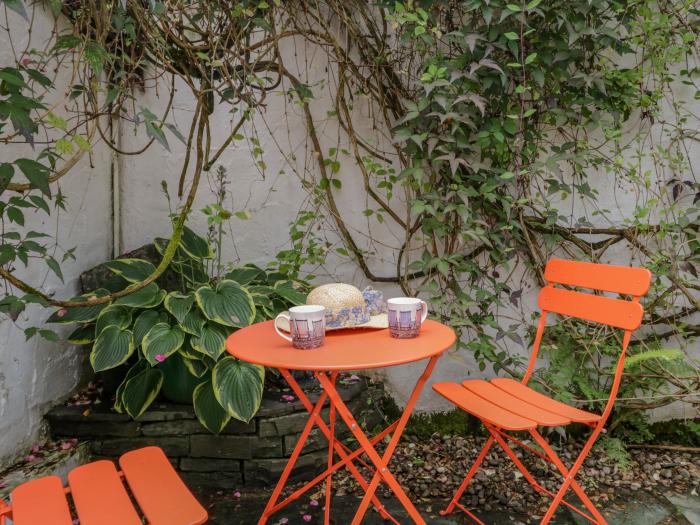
xmin=316 ymin=357 xmax=439 ymax=525
xmin=325 ymin=372 xmax=337 ymax=525
xmin=257 ymin=389 xmax=329 ymax=525
xmin=279 ymin=369 xmax=391 ymax=519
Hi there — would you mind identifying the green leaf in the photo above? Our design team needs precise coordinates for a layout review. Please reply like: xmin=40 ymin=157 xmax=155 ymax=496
xmin=142 ymin=322 xmax=185 ymax=365
xmin=273 ymin=281 xmax=307 ymax=306
xmin=193 ymin=380 xmax=230 ymax=434
xmin=95 ymin=305 xmax=132 ymax=335
xmin=504 ymin=32 xmax=519 ymax=40
xmin=115 ymin=359 xmax=149 ymax=413
xmin=145 ymin=121 xmax=170 ymax=151
xmin=0 ymin=163 xmax=14 ymax=195
xmin=213 ymin=357 xmax=264 ymax=423
xmin=182 ymin=354 xmax=209 ymax=378
xmin=191 ymin=323 xmax=228 ymax=360
xmin=121 ymin=367 xmax=163 ymax=419
xmin=90 ymin=326 xmax=134 ymax=372
xmin=114 ymin=283 xmax=164 ymax=308
xmin=67 ymin=324 xmax=96 ymax=344
xmin=164 ymin=291 xmax=195 ymax=323
xmin=195 ymin=280 xmax=255 ymax=328
xmin=2 ymin=0 xmax=28 ymax=20
xmin=46 ymin=289 xmax=110 ymax=323
xmin=103 ymin=258 xmax=156 ymax=283
xmin=224 ymin=265 xmax=266 ymax=286
xmin=181 ymin=308 xmax=206 ymax=335
xmin=133 ymin=309 xmax=165 ymax=347
xmin=179 ymin=226 xmax=214 ymax=259
xmin=15 ymin=158 xmax=51 ymax=196
xmin=625 ymin=349 xmax=684 ymax=368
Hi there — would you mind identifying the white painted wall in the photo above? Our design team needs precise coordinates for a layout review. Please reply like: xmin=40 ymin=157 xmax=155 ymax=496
xmin=0 ymin=7 xmax=113 ymax=468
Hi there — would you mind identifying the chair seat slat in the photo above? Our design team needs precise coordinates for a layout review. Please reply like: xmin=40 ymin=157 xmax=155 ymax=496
xmin=538 ymin=286 xmax=644 ymax=330
xmin=120 ymin=446 xmax=208 ymax=525
xmin=10 ymin=476 xmax=73 ymax=525
xmin=68 ymin=460 xmax=142 ymax=525
xmin=491 ymin=378 xmax=600 ymax=424
xmin=462 ymin=380 xmax=571 ymax=426
xmin=433 ymin=382 xmax=537 ymax=430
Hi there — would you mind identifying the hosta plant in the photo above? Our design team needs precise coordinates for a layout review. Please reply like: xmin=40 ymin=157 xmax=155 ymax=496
xmin=48 ymin=227 xmax=307 ymax=432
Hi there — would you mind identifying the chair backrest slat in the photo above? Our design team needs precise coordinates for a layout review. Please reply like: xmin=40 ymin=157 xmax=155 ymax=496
xmin=538 ymin=286 xmax=644 ymax=330
xmin=544 ymin=259 xmax=651 ymax=296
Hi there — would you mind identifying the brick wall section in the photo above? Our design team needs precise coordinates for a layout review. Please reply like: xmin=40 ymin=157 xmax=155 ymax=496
xmin=45 ymin=379 xmax=384 ymax=490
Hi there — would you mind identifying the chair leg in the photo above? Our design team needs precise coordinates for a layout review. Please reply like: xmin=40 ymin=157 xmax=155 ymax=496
xmin=440 ymin=435 xmax=494 ymax=516
xmin=530 ymin=430 xmax=608 ymax=525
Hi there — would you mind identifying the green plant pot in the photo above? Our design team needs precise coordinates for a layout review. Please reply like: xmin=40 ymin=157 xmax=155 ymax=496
xmin=158 ymin=353 xmax=205 ymax=404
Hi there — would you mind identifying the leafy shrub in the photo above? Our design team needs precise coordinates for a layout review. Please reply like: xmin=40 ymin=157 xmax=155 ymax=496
xmin=49 ymin=226 xmax=308 ymax=432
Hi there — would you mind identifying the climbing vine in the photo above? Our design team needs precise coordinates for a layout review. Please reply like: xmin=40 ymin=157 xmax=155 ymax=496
xmin=0 ymin=0 xmax=698 ymax=433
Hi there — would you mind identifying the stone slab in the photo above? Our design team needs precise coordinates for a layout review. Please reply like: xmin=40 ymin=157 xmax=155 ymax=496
xmin=180 ymin=457 xmax=241 ymax=472
xmin=190 ymin=435 xmax=282 ymax=460
xmin=243 ymin=450 xmax=328 ymax=486
xmin=90 ymin=436 xmax=189 ymax=457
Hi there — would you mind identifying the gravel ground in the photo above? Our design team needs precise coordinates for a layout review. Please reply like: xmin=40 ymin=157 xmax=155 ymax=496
xmin=321 ymin=432 xmax=700 ymax=517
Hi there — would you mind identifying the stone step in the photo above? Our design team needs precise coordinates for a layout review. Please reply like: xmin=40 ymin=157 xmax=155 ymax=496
xmin=0 ymin=441 xmax=90 ymax=500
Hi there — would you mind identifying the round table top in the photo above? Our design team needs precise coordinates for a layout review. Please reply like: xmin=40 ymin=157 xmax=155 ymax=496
xmin=226 ymin=319 xmax=456 ymax=371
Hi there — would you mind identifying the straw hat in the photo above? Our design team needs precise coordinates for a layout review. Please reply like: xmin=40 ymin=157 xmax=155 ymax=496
xmin=277 ymin=283 xmax=388 ymax=331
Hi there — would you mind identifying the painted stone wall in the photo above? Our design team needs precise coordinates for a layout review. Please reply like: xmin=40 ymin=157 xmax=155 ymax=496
xmin=0 ymin=6 xmax=114 ymax=468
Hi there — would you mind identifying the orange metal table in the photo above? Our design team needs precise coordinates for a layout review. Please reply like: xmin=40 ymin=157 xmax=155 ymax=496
xmin=226 ymin=319 xmax=456 ymax=525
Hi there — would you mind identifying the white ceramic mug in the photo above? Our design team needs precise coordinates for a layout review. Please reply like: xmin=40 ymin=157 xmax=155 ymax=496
xmin=387 ymin=297 xmax=428 ymax=338
xmin=274 ymin=305 xmax=326 ymax=349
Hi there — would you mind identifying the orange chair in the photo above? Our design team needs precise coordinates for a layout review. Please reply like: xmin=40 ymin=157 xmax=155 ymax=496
xmin=434 ymin=259 xmax=651 ymax=525
xmin=0 ymin=446 xmax=208 ymax=525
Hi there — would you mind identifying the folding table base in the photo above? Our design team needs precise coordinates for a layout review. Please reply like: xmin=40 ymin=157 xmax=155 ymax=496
xmin=257 ymin=357 xmax=439 ymax=525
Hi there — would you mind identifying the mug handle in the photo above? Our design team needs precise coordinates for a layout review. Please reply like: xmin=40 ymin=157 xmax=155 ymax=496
xmin=420 ymin=300 xmax=429 ymax=323
xmin=274 ymin=313 xmax=293 ymax=342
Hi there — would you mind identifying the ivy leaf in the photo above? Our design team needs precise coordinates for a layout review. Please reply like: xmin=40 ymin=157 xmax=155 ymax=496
xmin=15 ymin=158 xmax=51 ymax=196
xmin=1 ymin=0 xmax=28 ymax=21
xmin=0 ymin=163 xmax=14 ymax=195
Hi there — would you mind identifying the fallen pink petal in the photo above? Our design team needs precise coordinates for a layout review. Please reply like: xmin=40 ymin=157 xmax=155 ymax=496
xmin=154 ymin=354 xmax=167 ymax=362
xmin=302 ymin=515 xmax=312 ymax=522
xmin=309 ymin=499 xmax=319 ymax=507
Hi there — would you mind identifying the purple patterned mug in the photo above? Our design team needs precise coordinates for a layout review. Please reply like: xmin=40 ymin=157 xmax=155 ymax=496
xmin=387 ymin=297 xmax=428 ymax=338
xmin=274 ymin=305 xmax=326 ymax=349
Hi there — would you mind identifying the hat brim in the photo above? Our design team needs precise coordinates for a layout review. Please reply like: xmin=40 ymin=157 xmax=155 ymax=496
xmin=275 ymin=312 xmax=388 ymax=333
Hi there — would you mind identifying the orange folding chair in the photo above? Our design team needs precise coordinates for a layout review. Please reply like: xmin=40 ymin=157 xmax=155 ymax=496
xmin=0 ymin=446 xmax=208 ymax=525
xmin=433 ymin=259 xmax=651 ymax=525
